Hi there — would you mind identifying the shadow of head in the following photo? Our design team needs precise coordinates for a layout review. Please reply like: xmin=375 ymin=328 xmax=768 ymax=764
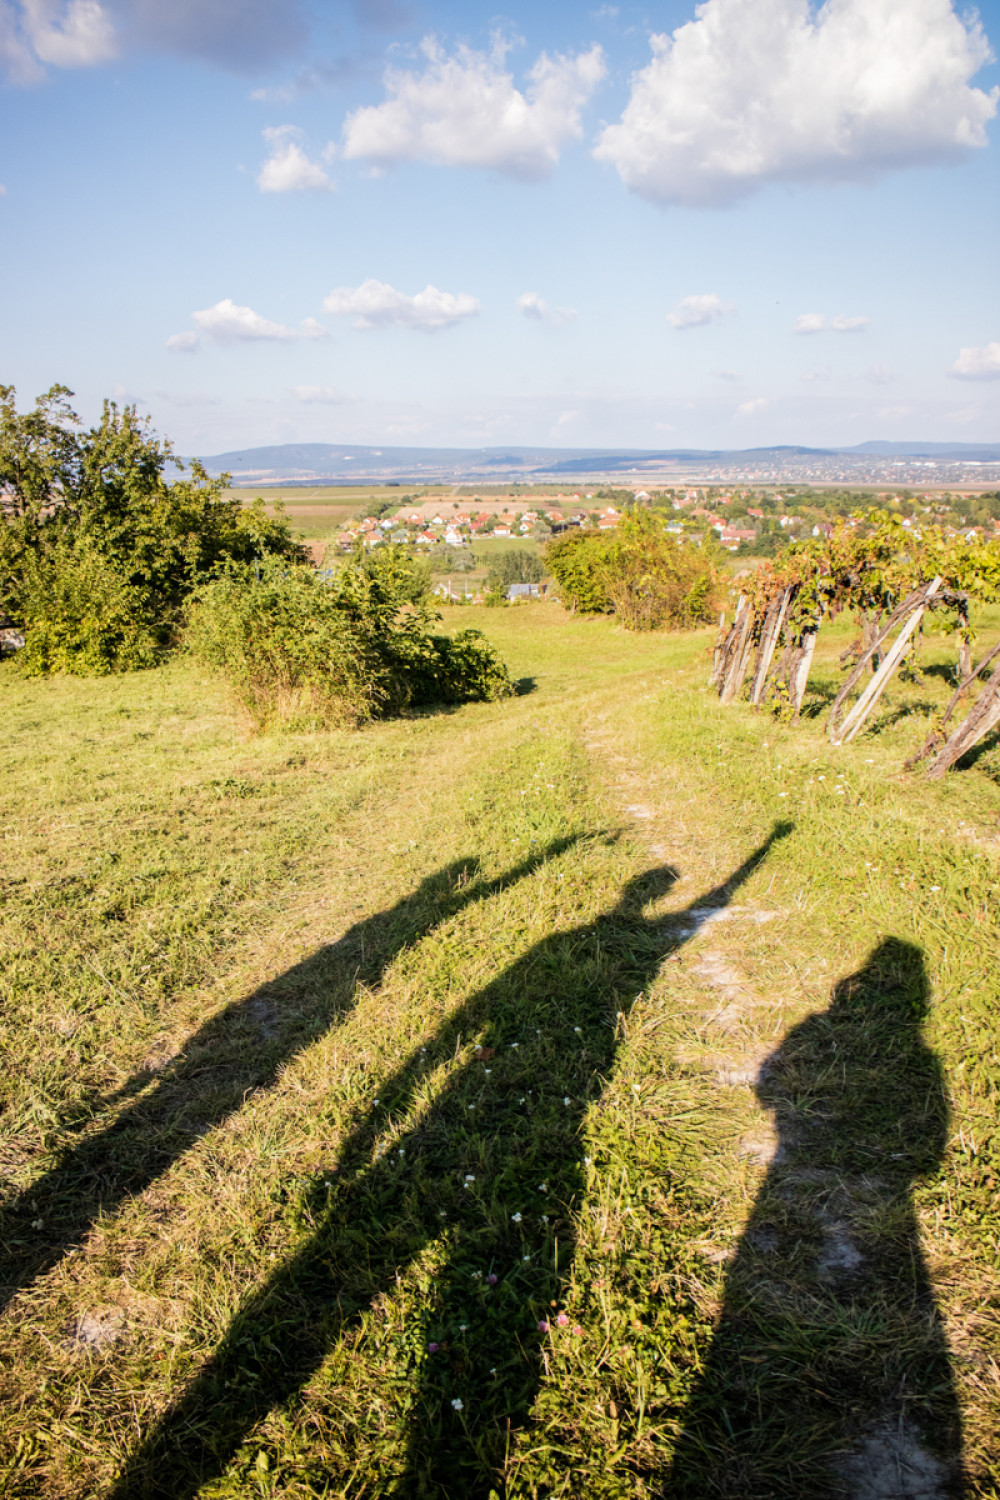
xmin=615 ymin=863 xmax=682 ymax=914
xmin=828 ymin=936 xmax=929 ymax=1026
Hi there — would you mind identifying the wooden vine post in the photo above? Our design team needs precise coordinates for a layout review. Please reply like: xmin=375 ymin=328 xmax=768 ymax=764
xmin=827 ymin=578 xmax=942 ymax=746
xmin=715 ymin=595 xmax=757 ymax=704
xmin=905 ymin=640 xmax=1000 ymax=778
xmin=788 ymin=623 xmax=819 ymax=717
xmin=749 ymin=586 xmax=795 ymax=706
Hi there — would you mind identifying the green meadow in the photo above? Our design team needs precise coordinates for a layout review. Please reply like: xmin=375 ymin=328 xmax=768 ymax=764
xmin=1 ymin=605 xmax=998 ymax=1497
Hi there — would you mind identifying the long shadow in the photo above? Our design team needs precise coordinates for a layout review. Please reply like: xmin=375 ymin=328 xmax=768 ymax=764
xmin=667 ymin=938 xmax=963 ymax=1497
xmin=0 ymin=842 xmax=583 ymax=1315
xmin=108 ymin=825 xmax=792 ymax=1497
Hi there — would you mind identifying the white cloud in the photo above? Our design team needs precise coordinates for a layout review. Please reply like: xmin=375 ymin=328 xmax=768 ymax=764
xmin=516 ymin=291 xmax=577 ymax=327
xmin=323 ymin=279 xmax=480 ymax=332
xmin=1 ymin=0 xmax=310 ymax=79
xmin=292 ymin=385 xmax=347 ymax=403
xmin=795 ymin=312 xmax=826 ymax=334
xmin=795 ymin=311 xmax=869 ymax=333
xmin=667 ymin=293 xmax=731 ymax=329
xmin=256 ymin=126 xmax=335 ymax=193
xmin=949 ymin=342 xmax=1000 ymax=380
xmin=593 ymin=0 xmax=998 ymax=206
xmin=341 ymin=35 xmax=606 ymax=179
xmin=735 ymin=397 xmax=768 ymax=416
xmin=550 ymin=409 xmax=582 ymax=437
xmin=167 ymin=298 xmax=327 ymax=350
xmin=1 ymin=0 xmax=115 ymax=78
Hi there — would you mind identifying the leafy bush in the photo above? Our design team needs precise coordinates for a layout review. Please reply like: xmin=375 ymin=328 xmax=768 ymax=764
xmin=544 ymin=529 xmax=613 ymax=613
xmin=394 ymin=629 xmax=515 ymax=706
xmin=603 ymin=513 xmax=721 ymax=630
xmin=13 ymin=538 xmax=161 ymax=676
xmin=545 ymin=516 xmax=720 ymax=628
xmin=1 ymin=384 xmax=304 ymax=674
xmin=187 ymin=559 xmax=377 ymax=730
xmin=187 ymin=551 xmax=513 ymax=731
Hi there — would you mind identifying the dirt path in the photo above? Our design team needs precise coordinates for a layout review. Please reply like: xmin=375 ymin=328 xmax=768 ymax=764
xmin=581 ymin=710 xmax=962 ymax=1500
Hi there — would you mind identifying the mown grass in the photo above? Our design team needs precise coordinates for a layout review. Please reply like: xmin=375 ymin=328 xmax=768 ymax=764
xmin=1 ymin=603 xmax=998 ymax=1498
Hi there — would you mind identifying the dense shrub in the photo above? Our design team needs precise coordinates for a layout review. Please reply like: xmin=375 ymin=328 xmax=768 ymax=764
xmin=543 ymin=530 xmax=613 ymax=613
xmin=12 ymin=539 xmax=161 ymax=675
xmin=545 ymin=515 xmax=720 ymax=628
xmin=187 ymin=559 xmax=377 ymax=729
xmin=1 ymin=384 xmax=303 ymax=674
xmin=604 ymin=513 xmax=721 ymax=630
xmin=187 ymin=551 xmax=513 ymax=730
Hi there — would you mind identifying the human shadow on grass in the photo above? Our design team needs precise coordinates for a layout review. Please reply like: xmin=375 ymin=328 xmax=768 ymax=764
xmin=667 ymin=938 xmax=964 ymax=1498
xmin=107 ymin=826 xmax=792 ymax=1498
xmin=0 ymin=842 xmax=583 ymax=1315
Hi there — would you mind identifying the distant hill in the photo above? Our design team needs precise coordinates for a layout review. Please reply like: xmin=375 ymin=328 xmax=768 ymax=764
xmin=187 ymin=440 xmax=1000 ymax=484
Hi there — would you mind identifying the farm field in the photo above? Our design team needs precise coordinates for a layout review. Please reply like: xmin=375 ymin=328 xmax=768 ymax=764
xmin=1 ymin=606 xmax=999 ymax=1498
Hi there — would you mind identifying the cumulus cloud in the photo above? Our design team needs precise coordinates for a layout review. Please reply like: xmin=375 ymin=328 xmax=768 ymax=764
xmin=950 ymin=342 xmax=1000 ymax=380
xmin=165 ymin=331 xmax=200 ymax=353
xmin=593 ymin=0 xmax=998 ymax=206
xmin=341 ymin=35 xmax=606 ymax=179
xmin=795 ymin=311 xmax=869 ymax=333
xmin=257 ymin=126 xmax=335 ymax=192
xmin=794 ymin=312 xmax=826 ymax=334
xmin=167 ymin=298 xmax=327 ymax=351
xmin=516 ymin=292 xmax=577 ymax=327
xmin=735 ymin=397 xmax=768 ymax=416
xmin=667 ymin=293 xmax=731 ymax=329
xmin=1 ymin=0 xmax=316 ymax=79
xmin=292 ymin=385 xmax=347 ymax=403
xmin=323 ymin=278 xmax=479 ymax=332
xmin=1 ymin=0 xmax=115 ymax=79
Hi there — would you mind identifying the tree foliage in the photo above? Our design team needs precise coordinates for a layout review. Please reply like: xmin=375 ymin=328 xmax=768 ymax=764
xmin=0 ymin=384 xmax=303 ymax=674
xmin=483 ymin=548 xmax=546 ymax=588
xmin=545 ymin=516 xmax=720 ymax=628
xmin=543 ymin=529 xmax=614 ymax=613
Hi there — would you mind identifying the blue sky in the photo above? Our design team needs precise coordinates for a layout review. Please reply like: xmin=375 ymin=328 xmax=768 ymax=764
xmin=2 ymin=0 xmax=998 ymax=453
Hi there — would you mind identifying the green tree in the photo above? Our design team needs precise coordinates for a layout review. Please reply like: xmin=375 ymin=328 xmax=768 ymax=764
xmin=0 ymin=384 xmax=304 ymax=673
xmin=544 ymin=529 xmax=613 ymax=613
xmin=483 ymin=549 xmax=545 ymax=589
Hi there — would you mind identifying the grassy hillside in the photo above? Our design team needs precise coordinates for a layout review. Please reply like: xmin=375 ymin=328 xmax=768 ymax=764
xmin=1 ymin=607 xmax=998 ymax=1498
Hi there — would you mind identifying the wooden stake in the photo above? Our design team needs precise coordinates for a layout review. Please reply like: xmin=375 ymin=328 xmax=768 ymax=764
xmin=750 ymin=587 xmax=793 ymax=706
xmin=925 ymin=656 xmax=1000 ymax=778
xmin=789 ymin=626 xmax=818 ymax=717
xmin=905 ymin=639 xmax=1000 ymax=769
xmin=720 ymin=598 xmax=756 ymax=705
xmin=829 ymin=578 xmax=942 ymax=745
